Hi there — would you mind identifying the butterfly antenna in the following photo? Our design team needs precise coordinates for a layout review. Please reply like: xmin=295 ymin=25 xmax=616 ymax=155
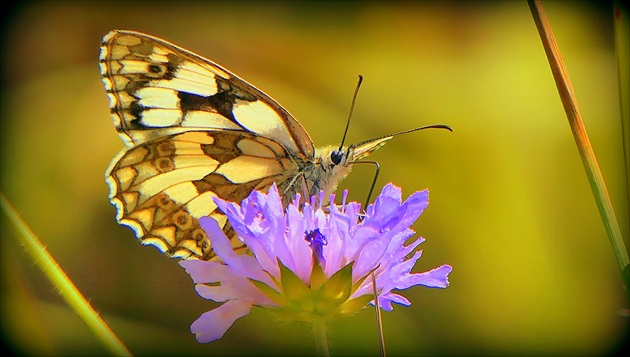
xmin=338 ymin=75 xmax=364 ymax=151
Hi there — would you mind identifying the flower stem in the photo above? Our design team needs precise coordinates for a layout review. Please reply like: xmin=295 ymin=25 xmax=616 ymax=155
xmin=312 ymin=317 xmax=330 ymax=357
xmin=0 ymin=193 xmax=133 ymax=356
xmin=371 ymin=272 xmax=386 ymax=357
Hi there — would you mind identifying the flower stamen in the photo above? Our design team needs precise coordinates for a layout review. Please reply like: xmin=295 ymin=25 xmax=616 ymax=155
xmin=305 ymin=229 xmax=327 ymax=267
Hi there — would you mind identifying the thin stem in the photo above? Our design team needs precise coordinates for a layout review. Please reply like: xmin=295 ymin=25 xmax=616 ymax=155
xmin=613 ymin=2 xmax=630 ymax=248
xmin=312 ymin=317 xmax=330 ymax=357
xmin=371 ymin=272 xmax=386 ymax=357
xmin=1 ymin=192 xmax=133 ymax=357
xmin=527 ymin=1 xmax=629 ymax=288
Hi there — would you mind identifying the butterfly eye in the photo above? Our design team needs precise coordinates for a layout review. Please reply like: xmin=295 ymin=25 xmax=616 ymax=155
xmin=330 ymin=149 xmax=344 ymax=166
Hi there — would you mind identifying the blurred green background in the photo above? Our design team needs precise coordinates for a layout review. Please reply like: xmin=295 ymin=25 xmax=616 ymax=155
xmin=1 ymin=1 xmax=628 ymax=356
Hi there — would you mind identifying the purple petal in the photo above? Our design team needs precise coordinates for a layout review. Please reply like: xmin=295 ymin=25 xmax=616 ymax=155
xmin=321 ymin=208 xmax=346 ymax=277
xmin=194 ymin=284 xmax=235 ymax=303
xmin=394 ymin=190 xmax=429 ymax=230
xmin=179 ymin=260 xmax=230 ymax=284
xmin=198 ymin=216 xmax=239 ymax=264
xmin=369 ymin=194 xmax=402 ymax=225
xmin=214 ymin=191 xmax=281 ymax=278
xmin=286 ymin=204 xmax=313 ymax=282
xmin=197 ymin=217 xmax=272 ymax=284
xmin=180 ymin=260 xmax=275 ymax=305
xmin=378 ymin=299 xmax=394 ymax=311
xmin=264 ymin=186 xmax=295 ymax=274
xmin=378 ymin=292 xmax=411 ymax=311
xmin=401 ymin=264 xmax=453 ymax=289
xmin=353 ymin=234 xmax=389 ymax=279
xmin=190 ymin=300 xmax=252 ymax=343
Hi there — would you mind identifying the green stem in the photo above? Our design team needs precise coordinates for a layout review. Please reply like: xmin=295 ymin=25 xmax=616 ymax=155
xmin=528 ymin=0 xmax=630 ymax=289
xmin=312 ymin=317 xmax=330 ymax=357
xmin=1 ymin=193 xmax=133 ymax=356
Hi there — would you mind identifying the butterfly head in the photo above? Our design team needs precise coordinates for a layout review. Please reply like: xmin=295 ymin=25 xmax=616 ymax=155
xmin=308 ymin=138 xmax=390 ymax=200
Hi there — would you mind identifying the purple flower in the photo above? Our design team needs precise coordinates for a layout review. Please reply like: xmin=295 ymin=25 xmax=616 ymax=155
xmin=180 ymin=183 xmax=452 ymax=344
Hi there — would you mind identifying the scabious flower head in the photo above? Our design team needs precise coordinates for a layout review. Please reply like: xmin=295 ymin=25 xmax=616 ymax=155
xmin=180 ymin=183 xmax=452 ymax=344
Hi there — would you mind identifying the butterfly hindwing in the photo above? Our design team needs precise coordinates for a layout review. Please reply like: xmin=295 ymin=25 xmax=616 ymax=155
xmin=106 ymin=130 xmax=300 ymax=259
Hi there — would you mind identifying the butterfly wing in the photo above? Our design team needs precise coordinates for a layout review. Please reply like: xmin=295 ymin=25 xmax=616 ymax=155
xmin=100 ymin=30 xmax=313 ymax=260
xmin=106 ymin=130 xmax=300 ymax=260
xmin=100 ymin=30 xmax=314 ymax=156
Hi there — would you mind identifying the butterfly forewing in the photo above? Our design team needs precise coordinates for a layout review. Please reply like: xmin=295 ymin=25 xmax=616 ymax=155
xmin=100 ymin=30 xmax=389 ymax=260
xmin=100 ymin=30 xmax=314 ymax=155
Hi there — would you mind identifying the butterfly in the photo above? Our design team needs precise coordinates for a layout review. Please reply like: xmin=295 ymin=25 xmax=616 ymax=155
xmin=100 ymin=30 xmax=447 ymax=261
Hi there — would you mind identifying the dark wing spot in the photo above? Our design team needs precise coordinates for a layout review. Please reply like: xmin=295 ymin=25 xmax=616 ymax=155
xmin=173 ymin=210 xmax=193 ymax=230
xmin=148 ymin=64 xmax=162 ymax=74
xmin=163 ymin=62 xmax=178 ymax=80
xmin=156 ymin=141 xmax=176 ymax=156
xmin=178 ymin=76 xmax=258 ymax=125
xmin=125 ymin=79 xmax=150 ymax=93
xmin=154 ymin=158 xmax=174 ymax=172
xmin=156 ymin=193 xmax=175 ymax=210
xmin=194 ymin=173 xmax=266 ymax=201
xmin=201 ymin=133 xmax=243 ymax=163
xmin=127 ymin=102 xmax=145 ymax=127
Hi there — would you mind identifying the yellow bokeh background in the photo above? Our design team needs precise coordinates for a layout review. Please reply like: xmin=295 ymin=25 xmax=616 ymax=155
xmin=1 ymin=1 xmax=628 ymax=355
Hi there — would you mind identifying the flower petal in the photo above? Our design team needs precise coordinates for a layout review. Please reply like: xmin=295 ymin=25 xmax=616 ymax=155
xmin=378 ymin=292 xmax=411 ymax=311
xmin=179 ymin=260 xmax=229 ymax=284
xmin=286 ymin=204 xmax=313 ymax=282
xmin=401 ymin=264 xmax=453 ymax=289
xmin=190 ymin=300 xmax=251 ymax=343
xmin=215 ymin=187 xmax=283 ymax=279
xmin=196 ymin=217 xmax=273 ymax=286
xmin=198 ymin=216 xmax=239 ymax=264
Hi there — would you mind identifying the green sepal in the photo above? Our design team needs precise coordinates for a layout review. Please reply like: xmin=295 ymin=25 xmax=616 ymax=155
xmin=314 ymin=262 xmax=354 ymax=313
xmin=249 ymin=278 xmax=288 ymax=306
xmin=335 ymin=293 xmax=374 ymax=316
xmin=278 ymin=258 xmax=311 ymax=301
xmin=310 ymin=258 xmax=326 ymax=291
